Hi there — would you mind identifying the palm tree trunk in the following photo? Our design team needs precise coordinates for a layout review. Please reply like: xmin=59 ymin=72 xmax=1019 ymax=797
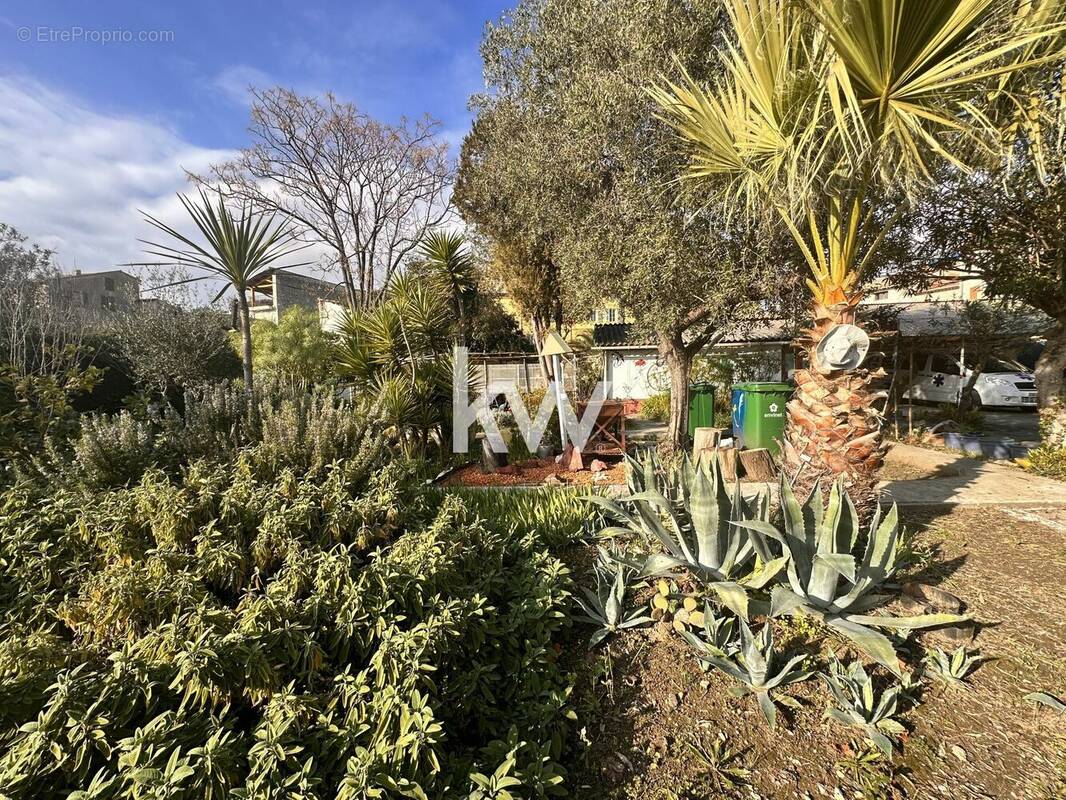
xmin=237 ymin=292 xmax=254 ymax=393
xmin=783 ymin=300 xmax=885 ymax=514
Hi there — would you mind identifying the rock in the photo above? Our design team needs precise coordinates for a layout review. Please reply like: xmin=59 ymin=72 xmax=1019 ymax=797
xmin=934 ymin=622 xmax=976 ymax=644
xmin=902 ymin=582 xmax=965 ymax=613
xmin=543 ymin=474 xmax=564 ymax=486
xmin=897 ymin=595 xmax=932 ymax=615
xmin=589 ymin=458 xmax=609 ymax=473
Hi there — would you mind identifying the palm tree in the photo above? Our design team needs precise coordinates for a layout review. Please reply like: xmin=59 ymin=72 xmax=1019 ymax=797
xmin=418 ymin=231 xmax=478 ymax=346
xmin=333 ymin=272 xmax=454 ymax=456
xmin=137 ymin=190 xmax=309 ymax=392
xmin=652 ymin=0 xmax=1064 ymax=506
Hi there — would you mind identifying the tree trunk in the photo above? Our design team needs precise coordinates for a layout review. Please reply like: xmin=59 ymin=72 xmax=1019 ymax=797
xmin=532 ymin=316 xmax=553 ymax=385
xmin=782 ymin=301 xmax=885 ymax=515
xmin=338 ymin=253 xmax=359 ymax=310
xmin=957 ymin=360 xmax=985 ymax=413
xmin=1035 ymin=318 xmax=1066 ymax=409
xmin=1036 ymin=319 xmax=1066 ymax=449
xmin=659 ymin=334 xmax=693 ymax=451
xmin=237 ymin=292 xmax=254 ymax=394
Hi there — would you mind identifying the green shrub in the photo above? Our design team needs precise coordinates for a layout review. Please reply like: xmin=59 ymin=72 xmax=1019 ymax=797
xmin=640 ymin=392 xmax=670 ymax=422
xmin=1023 ymin=445 xmax=1066 ymax=479
xmin=245 ymin=307 xmax=335 ymax=386
xmin=429 ymin=485 xmax=600 ymax=548
xmin=0 ymin=441 xmax=581 ymax=797
xmin=934 ymin=403 xmax=984 ymax=434
xmin=33 ymin=382 xmax=381 ymax=492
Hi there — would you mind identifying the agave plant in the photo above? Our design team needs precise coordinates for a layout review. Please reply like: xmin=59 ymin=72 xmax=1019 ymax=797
xmin=697 ymin=619 xmax=811 ymax=729
xmin=1024 ymin=691 xmax=1066 ymax=713
xmin=924 ymin=646 xmax=982 ymax=688
xmin=821 ymin=656 xmax=906 ymax=755
xmin=736 ymin=477 xmax=970 ymax=673
xmin=679 ymin=607 xmax=739 ymax=666
xmin=574 ymin=549 xmax=652 ymax=647
xmin=587 ymin=451 xmax=785 ymax=617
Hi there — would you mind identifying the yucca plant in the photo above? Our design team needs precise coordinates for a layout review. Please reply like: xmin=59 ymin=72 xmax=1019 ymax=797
xmin=735 ymin=477 xmax=970 ymax=674
xmin=574 ymin=549 xmax=653 ymax=647
xmin=135 ymin=190 xmax=310 ymax=392
xmin=418 ymin=231 xmax=478 ymax=346
xmin=587 ymin=450 xmax=785 ymax=617
xmin=334 ymin=273 xmax=455 ymax=457
xmin=697 ymin=619 xmax=812 ymax=729
xmin=924 ymin=645 xmax=982 ymax=688
xmin=821 ymin=656 xmax=906 ymax=755
xmin=652 ymin=0 xmax=1065 ymax=505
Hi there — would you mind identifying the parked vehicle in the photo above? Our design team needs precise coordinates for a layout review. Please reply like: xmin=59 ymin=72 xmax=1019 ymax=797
xmin=902 ymin=353 xmax=1037 ymax=409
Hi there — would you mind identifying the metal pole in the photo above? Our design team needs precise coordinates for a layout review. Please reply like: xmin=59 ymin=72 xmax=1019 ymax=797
xmin=552 ymin=353 xmax=567 ymax=448
xmin=907 ymin=349 xmax=914 ymax=436
xmin=957 ymin=341 xmax=966 ymax=409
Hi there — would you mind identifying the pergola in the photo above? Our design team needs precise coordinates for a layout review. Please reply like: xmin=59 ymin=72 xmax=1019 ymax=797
xmin=864 ymin=302 xmax=1050 ymax=436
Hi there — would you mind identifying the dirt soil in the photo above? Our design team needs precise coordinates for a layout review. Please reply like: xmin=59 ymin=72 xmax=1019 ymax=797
xmin=560 ymin=506 xmax=1066 ymax=799
xmin=441 ymin=456 xmax=626 ymax=487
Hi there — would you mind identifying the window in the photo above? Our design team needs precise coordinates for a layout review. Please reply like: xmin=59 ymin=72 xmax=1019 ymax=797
xmin=930 ymin=354 xmax=955 ymax=374
xmin=606 ymin=308 xmax=617 ymax=323
xmin=104 ymin=277 xmax=115 ymax=291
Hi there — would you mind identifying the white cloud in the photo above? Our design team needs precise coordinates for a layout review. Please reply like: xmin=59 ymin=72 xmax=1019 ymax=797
xmin=212 ymin=65 xmax=274 ymax=107
xmin=0 ymin=75 xmax=233 ymax=272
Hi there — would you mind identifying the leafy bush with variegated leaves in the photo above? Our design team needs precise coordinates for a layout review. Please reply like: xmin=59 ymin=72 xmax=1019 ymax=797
xmin=0 ymin=414 xmax=581 ymax=797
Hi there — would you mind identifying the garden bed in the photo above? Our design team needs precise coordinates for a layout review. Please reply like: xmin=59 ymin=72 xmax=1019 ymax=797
xmin=559 ymin=505 xmax=1066 ymax=798
xmin=439 ymin=455 xmax=627 ymax=487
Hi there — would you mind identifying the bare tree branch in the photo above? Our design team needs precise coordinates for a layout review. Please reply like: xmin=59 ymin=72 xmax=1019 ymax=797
xmin=191 ymin=88 xmax=454 ymax=308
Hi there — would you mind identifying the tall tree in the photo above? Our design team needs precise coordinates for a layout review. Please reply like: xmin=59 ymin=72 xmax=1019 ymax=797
xmin=654 ymin=0 xmax=1065 ymax=502
xmin=196 ymin=88 xmax=453 ymax=309
xmin=0 ymin=224 xmax=89 ymax=377
xmin=457 ymin=0 xmax=792 ymax=447
xmin=137 ymin=191 xmax=309 ymax=392
xmin=904 ymin=78 xmax=1066 ymax=420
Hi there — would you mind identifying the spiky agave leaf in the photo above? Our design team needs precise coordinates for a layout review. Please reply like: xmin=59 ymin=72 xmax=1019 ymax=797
xmin=735 ymin=476 xmax=970 ymax=674
xmin=591 ymin=450 xmax=784 ymax=619
xmin=820 ymin=656 xmax=907 ymax=754
xmin=573 ymin=558 xmax=652 ymax=647
xmin=680 ymin=608 xmax=739 ymax=668
xmin=696 ymin=620 xmax=812 ymax=729
xmin=1024 ymin=691 xmax=1066 ymax=713
xmin=924 ymin=645 xmax=982 ymax=688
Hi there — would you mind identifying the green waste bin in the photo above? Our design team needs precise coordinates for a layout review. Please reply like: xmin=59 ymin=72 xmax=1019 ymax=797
xmin=731 ymin=382 xmax=792 ymax=454
xmin=687 ymin=382 xmax=716 ymax=440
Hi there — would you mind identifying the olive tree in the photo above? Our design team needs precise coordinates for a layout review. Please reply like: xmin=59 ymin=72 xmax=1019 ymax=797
xmin=456 ymin=0 xmax=793 ymax=446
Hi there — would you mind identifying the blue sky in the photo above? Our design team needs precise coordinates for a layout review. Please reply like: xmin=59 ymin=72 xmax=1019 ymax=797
xmin=0 ymin=0 xmax=508 ymax=269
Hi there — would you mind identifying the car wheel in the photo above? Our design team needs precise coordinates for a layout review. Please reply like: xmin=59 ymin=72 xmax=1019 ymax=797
xmin=968 ymin=389 xmax=982 ymax=411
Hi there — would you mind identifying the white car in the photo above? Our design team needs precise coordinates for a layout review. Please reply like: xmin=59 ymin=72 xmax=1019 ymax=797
xmin=903 ymin=353 xmax=1037 ymax=409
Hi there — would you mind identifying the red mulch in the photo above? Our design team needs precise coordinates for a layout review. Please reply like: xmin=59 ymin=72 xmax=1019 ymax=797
xmin=440 ymin=456 xmax=627 ymax=488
